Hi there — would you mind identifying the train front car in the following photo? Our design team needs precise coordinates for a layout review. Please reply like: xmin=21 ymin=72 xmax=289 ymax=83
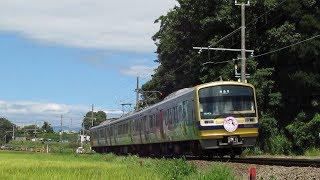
xmin=195 ymin=81 xmax=258 ymax=158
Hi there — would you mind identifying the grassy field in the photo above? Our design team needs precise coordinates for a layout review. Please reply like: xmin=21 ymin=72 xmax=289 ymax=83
xmin=0 ymin=151 xmax=234 ymax=180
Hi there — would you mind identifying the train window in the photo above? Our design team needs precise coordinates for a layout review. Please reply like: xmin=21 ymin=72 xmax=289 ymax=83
xmin=166 ymin=109 xmax=169 ymax=125
xmin=169 ymin=108 xmax=174 ymax=125
xmin=174 ymin=106 xmax=178 ymax=123
xmin=99 ymin=129 xmax=103 ymax=138
xmin=199 ymin=85 xmax=256 ymax=119
xmin=142 ymin=116 xmax=147 ymax=131
xmin=124 ymin=123 xmax=128 ymax=134
xmin=148 ymin=114 xmax=156 ymax=130
xmin=179 ymin=104 xmax=183 ymax=122
xmin=182 ymin=101 xmax=187 ymax=122
xmin=163 ymin=110 xmax=167 ymax=125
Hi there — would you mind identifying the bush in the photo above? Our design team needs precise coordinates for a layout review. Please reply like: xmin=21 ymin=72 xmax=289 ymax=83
xmin=152 ymin=157 xmax=197 ymax=180
xmin=286 ymin=112 xmax=320 ymax=154
xmin=304 ymin=148 xmax=320 ymax=156
xmin=244 ymin=147 xmax=263 ymax=156
xmin=269 ymin=133 xmax=292 ymax=155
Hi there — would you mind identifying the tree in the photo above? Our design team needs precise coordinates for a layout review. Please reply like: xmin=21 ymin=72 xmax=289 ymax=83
xmin=41 ymin=121 xmax=54 ymax=133
xmin=144 ymin=0 xmax=320 ymax=154
xmin=286 ymin=112 xmax=320 ymax=154
xmin=83 ymin=111 xmax=107 ymax=130
xmin=0 ymin=118 xmax=13 ymax=144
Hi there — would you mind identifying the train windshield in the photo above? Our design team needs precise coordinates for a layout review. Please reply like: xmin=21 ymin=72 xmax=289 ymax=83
xmin=199 ymin=85 xmax=256 ymax=119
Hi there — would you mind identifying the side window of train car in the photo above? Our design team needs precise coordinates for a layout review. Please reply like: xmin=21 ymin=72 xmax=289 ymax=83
xmin=183 ymin=100 xmax=188 ymax=122
xmin=132 ymin=119 xmax=135 ymax=134
xmin=169 ymin=108 xmax=174 ymax=126
xmin=99 ymin=129 xmax=103 ymax=139
xmin=174 ymin=106 xmax=178 ymax=124
xmin=148 ymin=115 xmax=153 ymax=131
xmin=124 ymin=122 xmax=129 ymax=135
xmin=140 ymin=116 xmax=149 ymax=132
xmin=114 ymin=125 xmax=118 ymax=136
xmin=178 ymin=103 xmax=183 ymax=122
xmin=149 ymin=114 xmax=156 ymax=131
xmin=165 ymin=109 xmax=169 ymax=125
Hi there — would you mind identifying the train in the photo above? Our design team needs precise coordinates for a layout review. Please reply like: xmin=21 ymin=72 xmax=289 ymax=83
xmin=90 ymin=81 xmax=259 ymax=158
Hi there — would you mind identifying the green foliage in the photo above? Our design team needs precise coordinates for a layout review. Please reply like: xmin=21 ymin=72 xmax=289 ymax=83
xmin=143 ymin=0 xmax=320 ymax=155
xmin=0 ymin=152 xmax=158 ymax=180
xmin=152 ymin=157 xmax=197 ymax=180
xmin=187 ymin=163 xmax=234 ymax=180
xmin=286 ymin=112 xmax=320 ymax=154
xmin=83 ymin=110 xmax=107 ymax=130
xmin=41 ymin=121 xmax=54 ymax=133
xmin=250 ymin=67 xmax=282 ymax=116
xmin=269 ymin=133 xmax=292 ymax=155
xmin=244 ymin=147 xmax=263 ymax=156
xmin=7 ymin=140 xmax=77 ymax=153
xmin=304 ymin=148 xmax=320 ymax=157
xmin=0 ymin=118 xmax=13 ymax=144
xmin=0 ymin=152 xmax=237 ymax=179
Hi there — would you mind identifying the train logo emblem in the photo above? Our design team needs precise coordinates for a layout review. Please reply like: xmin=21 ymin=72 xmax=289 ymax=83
xmin=223 ymin=116 xmax=238 ymax=132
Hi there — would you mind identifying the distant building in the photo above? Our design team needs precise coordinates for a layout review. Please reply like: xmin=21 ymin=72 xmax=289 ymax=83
xmin=80 ymin=135 xmax=90 ymax=143
xmin=15 ymin=137 xmax=27 ymax=141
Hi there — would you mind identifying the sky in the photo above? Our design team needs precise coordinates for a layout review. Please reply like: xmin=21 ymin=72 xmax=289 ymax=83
xmin=0 ymin=0 xmax=177 ymax=128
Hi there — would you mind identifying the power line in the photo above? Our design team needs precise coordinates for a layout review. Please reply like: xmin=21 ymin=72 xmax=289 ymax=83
xmin=210 ymin=0 xmax=289 ymax=47
xmin=209 ymin=34 xmax=320 ymax=64
xmin=254 ymin=34 xmax=320 ymax=58
xmin=173 ymin=0 xmax=289 ymax=74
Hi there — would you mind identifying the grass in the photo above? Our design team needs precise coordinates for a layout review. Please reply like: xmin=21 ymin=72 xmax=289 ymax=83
xmin=187 ymin=164 xmax=235 ymax=180
xmin=0 ymin=151 xmax=235 ymax=179
xmin=0 ymin=152 xmax=157 ymax=179
xmin=304 ymin=148 xmax=320 ymax=157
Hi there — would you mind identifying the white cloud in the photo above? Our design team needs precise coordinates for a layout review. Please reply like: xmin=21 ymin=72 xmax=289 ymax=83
xmin=0 ymin=0 xmax=176 ymax=53
xmin=0 ymin=100 xmax=122 ymax=127
xmin=121 ymin=65 xmax=157 ymax=78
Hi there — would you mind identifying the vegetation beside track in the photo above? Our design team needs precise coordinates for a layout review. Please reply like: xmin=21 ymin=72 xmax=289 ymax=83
xmin=0 ymin=151 xmax=234 ymax=179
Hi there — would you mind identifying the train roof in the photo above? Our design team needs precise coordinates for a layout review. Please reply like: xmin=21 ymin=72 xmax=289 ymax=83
xmin=90 ymin=81 xmax=254 ymax=130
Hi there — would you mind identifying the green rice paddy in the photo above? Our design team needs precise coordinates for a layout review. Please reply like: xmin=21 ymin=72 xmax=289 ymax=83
xmin=0 ymin=151 xmax=234 ymax=180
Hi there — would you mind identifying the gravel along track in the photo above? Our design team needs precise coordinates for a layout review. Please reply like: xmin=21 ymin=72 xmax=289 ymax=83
xmin=190 ymin=160 xmax=320 ymax=179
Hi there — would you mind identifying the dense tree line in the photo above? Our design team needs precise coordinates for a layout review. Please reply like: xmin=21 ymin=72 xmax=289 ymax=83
xmin=142 ymin=0 xmax=320 ymax=154
xmin=0 ymin=118 xmax=56 ymax=143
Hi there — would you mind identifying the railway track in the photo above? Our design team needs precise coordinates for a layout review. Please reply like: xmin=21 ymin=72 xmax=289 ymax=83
xmin=212 ymin=157 xmax=320 ymax=167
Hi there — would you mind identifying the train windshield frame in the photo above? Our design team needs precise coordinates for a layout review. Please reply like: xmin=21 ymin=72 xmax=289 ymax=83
xmin=198 ymin=85 xmax=256 ymax=119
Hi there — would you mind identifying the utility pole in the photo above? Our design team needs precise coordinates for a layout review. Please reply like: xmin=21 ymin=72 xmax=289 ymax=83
xmin=91 ymin=104 xmax=94 ymax=127
xmin=235 ymin=0 xmax=250 ymax=82
xmin=12 ymin=125 xmax=15 ymax=140
xmin=60 ymin=115 xmax=63 ymax=153
xmin=135 ymin=76 xmax=140 ymax=111
xmin=34 ymin=121 xmax=37 ymax=139
xmin=193 ymin=1 xmax=253 ymax=82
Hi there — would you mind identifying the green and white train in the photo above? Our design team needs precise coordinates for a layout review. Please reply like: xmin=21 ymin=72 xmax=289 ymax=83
xmin=90 ymin=81 xmax=259 ymax=158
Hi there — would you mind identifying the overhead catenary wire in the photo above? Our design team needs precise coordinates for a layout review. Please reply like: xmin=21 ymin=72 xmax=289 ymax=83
xmin=172 ymin=0 xmax=290 ymax=73
xmin=253 ymin=34 xmax=320 ymax=58
xmin=210 ymin=34 xmax=320 ymax=65
xmin=209 ymin=0 xmax=289 ymax=47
